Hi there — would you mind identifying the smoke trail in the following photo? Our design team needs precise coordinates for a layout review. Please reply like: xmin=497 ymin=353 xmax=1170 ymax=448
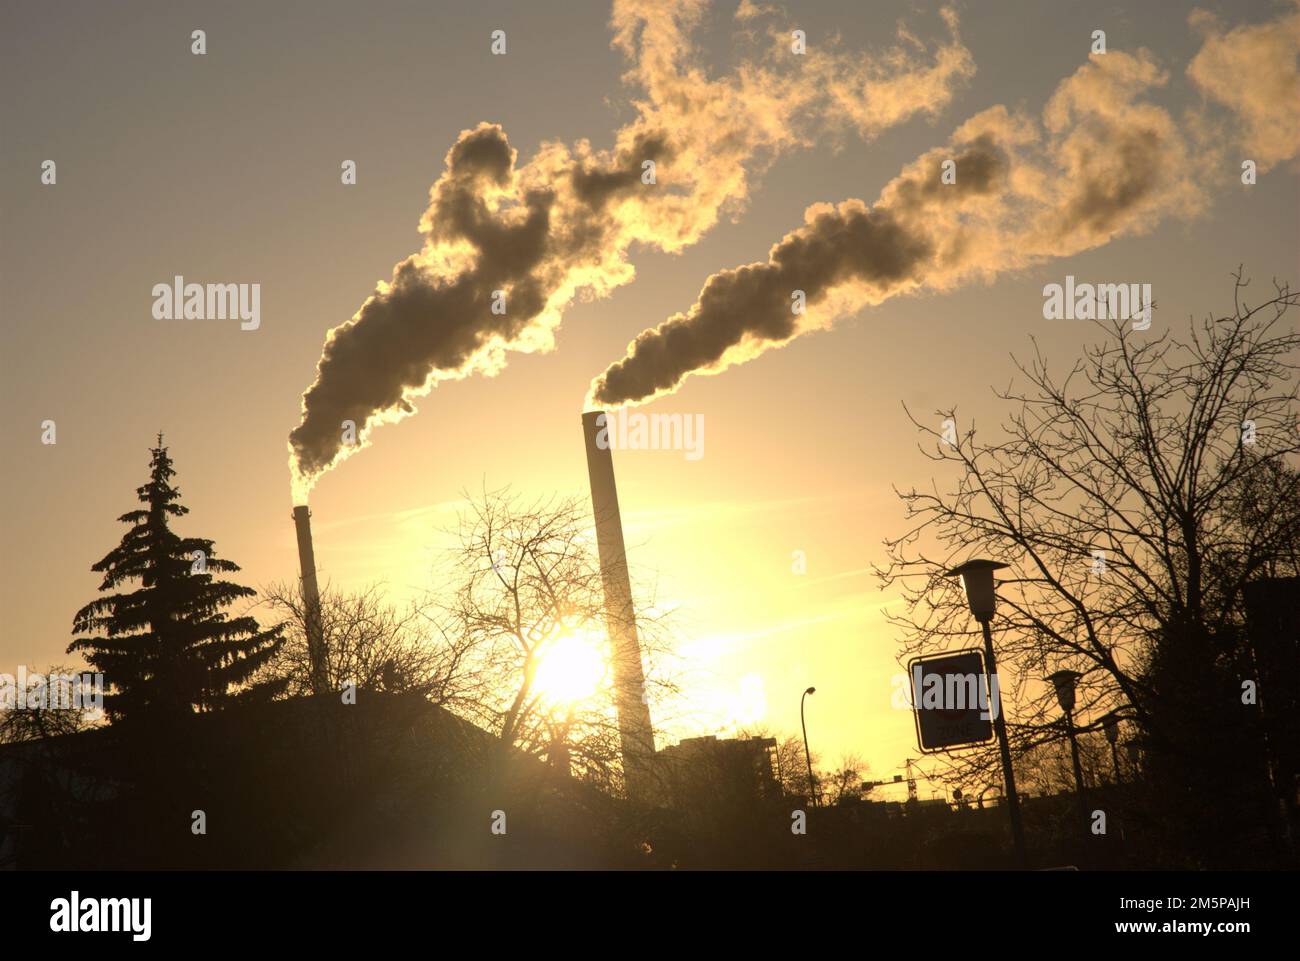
xmin=587 ymin=7 xmax=1300 ymax=409
xmin=288 ymin=1 xmax=974 ymax=501
xmin=1186 ymin=5 xmax=1300 ymax=173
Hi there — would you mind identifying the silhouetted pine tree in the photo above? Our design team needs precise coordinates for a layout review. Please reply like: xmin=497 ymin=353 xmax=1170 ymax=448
xmin=69 ymin=436 xmax=285 ymax=722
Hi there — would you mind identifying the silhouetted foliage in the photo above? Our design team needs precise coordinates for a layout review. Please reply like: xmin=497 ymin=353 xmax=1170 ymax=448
xmin=68 ymin=438 xmax=286 ymax=722
xmin=879 ymin=271 xmax=1300 ymax=866
xmin=0 ymin=665 xmax=99 ymax=744
xmin=435 ymin=485 xmax=681 ymax=796
xmin=254 ymin=581 xmax=485 ymax=706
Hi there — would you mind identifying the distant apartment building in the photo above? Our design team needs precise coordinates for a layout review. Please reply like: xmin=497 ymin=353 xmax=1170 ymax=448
xmin=656 ymin=734 xmax=782 ymax=805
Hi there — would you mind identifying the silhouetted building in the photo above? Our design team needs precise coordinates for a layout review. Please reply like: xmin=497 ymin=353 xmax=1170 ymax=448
xmin=657 ymin=734 xmax=781 ymax=805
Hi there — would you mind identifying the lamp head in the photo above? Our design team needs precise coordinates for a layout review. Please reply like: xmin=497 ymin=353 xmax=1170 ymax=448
xmin=1048 ymin=669 xmax=1082 ymax=714
xmin=1101 ymin=710 xmax=1121 ymax=745
xmin=945 ymin=559 xmax=1009 ymax=622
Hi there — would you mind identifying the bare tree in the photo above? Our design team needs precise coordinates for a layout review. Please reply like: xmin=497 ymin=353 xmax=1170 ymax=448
xmin=0 ymin=664 xmax=101 ymax=744
xmin=822 ymin=752 xmax=869 ymax=805
xmin=254 ymin=582 xmax=484 ymax=709
xmin=877 ymin=271 xmax=1300 ymax=859
xmin=436 ymin=485 xmax=680 ymax=793
xmin=772 ymin=733 xmax=817 ymax=798
xmin=1016 ymin=731 xmax=1115 ymax=798
xmin=746 ymin=728 xmax=868 ymax=804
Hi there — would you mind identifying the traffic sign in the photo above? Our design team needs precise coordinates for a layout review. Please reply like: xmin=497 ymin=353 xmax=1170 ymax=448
xmin=908 ymin=649 xmax=995 ymax=752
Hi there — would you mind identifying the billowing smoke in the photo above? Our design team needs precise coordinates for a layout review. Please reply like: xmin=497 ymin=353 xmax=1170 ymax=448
xmin=589 ymin=133 xmax=1010 ymax=406
xmin=1186 ymin=5 xmax=1300 ymax=173
xmin=289 ymin=0 xmax=974 ymax=501
xmin=588 ymin=6 xmax=1300 ymax=408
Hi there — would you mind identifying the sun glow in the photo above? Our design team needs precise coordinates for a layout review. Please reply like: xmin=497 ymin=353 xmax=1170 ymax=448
xmin=533 ymin=629 xmax=610 ymax=707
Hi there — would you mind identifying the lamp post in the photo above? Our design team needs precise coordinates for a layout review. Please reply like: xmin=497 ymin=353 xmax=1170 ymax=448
xmin=800 ymin=686 xmax=818 ymax=806
xmin=1124 ymin=741 xmax=1141 ymax=780
xmin=946 ymin=559 xmax=1027 ymax=866
xmin=1048 ymin=669 xmax=1088 ymax=831
xmin=1101 ymin=711 xmax=1123 ymax=784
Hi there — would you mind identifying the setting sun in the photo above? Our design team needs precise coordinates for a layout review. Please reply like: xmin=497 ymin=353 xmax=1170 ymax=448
xmin=3 ymin=0 xmax=1297 ymax=894
xmin=533 ymin=629 xmax=610 ymax=707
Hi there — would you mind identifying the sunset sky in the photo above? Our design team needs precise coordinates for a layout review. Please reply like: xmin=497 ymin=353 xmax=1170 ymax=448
xmin=3 ymin=0 xmax=1297 ymax=796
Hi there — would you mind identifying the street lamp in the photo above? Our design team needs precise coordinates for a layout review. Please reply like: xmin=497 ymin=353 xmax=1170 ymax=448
xmin=1048 ymin=669 xmax=1088 ymax=829
xmin=1047 ymin=669 xmax=1079 ymax=714
xmin=800 ymin=686 xmax=818 ymax=806
xmin=945 ymin=559 xmax=1027 ymax=866
xmin=1101 ymin=710 xmax=1123 ymax=784
xmin=1124 ymin=740 xmax=1141 ymax=779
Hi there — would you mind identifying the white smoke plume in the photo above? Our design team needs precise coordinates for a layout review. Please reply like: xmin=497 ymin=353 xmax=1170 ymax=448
xmin=289 ymin=0 xmax=973 ymax=501
xmin=1187 ymin=5 xmax=1300 ymax=173
xmin=587 ymin=6 xmax=1300 ymax=409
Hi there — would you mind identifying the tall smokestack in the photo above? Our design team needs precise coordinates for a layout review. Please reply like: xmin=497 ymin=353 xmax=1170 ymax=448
xmin=292 ymin=506 xmax=329 ymax=695
xmin=582 ymin=410 xmax=656 ymax=797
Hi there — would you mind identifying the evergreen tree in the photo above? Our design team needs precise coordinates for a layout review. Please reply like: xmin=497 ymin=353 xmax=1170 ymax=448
xmin=69 ymin=436 xmax=285 ymax=721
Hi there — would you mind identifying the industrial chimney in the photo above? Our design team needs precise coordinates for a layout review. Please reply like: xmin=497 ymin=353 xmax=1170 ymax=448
xmin=582 ymin=410 xmax=657 ymax=798
xmin=292 ymin=505 xmax=329 ymax=695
